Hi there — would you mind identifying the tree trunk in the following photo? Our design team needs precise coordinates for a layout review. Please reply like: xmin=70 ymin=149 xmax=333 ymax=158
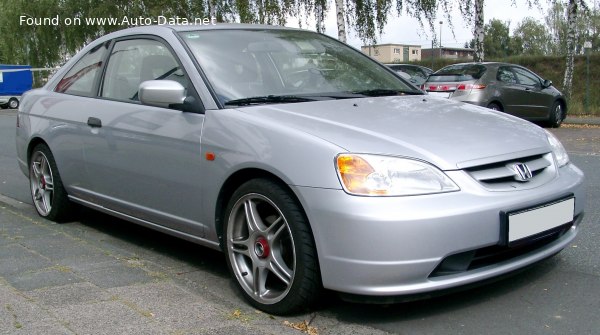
xmin=315 ymin=1 xmax=326 ymax=33
xmin=335 ymin=0 xmax=347 ymax=43
xmin=563 ymin=0 xmax=578 ymax=100
xmin=473 ymin=0 xmax=485 ymax=61
xmin=209 ymin=0 xmax=217 ymax=20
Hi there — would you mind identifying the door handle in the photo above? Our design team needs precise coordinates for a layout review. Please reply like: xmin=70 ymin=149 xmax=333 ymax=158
xmin=87 ymin=117 xmax=102 ymax=128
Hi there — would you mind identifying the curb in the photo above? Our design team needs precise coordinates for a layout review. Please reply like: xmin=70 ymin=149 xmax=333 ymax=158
xmin=0 ymin=193 xmax=30 ymax=211
xmin=565 ymin=117 xmax=600 ymax=125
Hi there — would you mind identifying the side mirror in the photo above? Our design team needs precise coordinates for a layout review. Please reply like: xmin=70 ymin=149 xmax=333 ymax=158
xmin=138 ymin=80 xmax=185 ymax=108
xmin=542 ymin=79 xmax=553 ymax=88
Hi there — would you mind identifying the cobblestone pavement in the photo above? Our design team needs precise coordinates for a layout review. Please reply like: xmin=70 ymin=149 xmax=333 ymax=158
xmin=0 ymin=204 xmax=389 ymax=335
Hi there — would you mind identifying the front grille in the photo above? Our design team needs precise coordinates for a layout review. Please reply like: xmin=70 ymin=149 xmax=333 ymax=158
xmin=465 ymin=153 xmax=556 ymax=191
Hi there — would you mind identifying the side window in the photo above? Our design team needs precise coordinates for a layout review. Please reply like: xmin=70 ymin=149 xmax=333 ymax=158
xmin=497 ymin=67 xmax=517 ymax=84
xmin=513 ymin=67 xmax=540 ymax=87
xmin=101 ymin=39 xmax=187 ymax=102
xmin=55 ymin=42 xmax=108 ymax=96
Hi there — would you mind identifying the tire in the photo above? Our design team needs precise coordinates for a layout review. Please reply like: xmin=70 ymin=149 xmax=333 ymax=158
xmin=8 ymin=98 xmax=19 ymax=109
xmin=29 ymin=144 xmax=74 ymax=222
xmin=548 ymin=101 xmax=564 ymax=128
xmin=223 ymin=178 xmax=320 ymax=315
xmin=487 ymin=102 xmax=502 ymax=112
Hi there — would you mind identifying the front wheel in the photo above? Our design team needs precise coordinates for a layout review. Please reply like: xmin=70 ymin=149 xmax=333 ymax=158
xmin=29 ymin=144 xmax=73 ymax=222
xmin=224 ymin=179 xmax=320 ymax=314
xmin=548 ymin=101 xmax=564 ymax=128
xmin=8 ymin=98 xmax=19 ymax=109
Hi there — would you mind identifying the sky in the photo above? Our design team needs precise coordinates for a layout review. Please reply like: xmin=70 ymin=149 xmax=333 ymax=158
xmin=295 ymin=0 xmax=559 ymax=49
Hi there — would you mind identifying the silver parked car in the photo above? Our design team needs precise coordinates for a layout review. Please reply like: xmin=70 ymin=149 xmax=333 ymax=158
xmin=16 ymin=25 xmax=585 ymax=314
xmin=423 ymin=62 xmax=567 ymax=127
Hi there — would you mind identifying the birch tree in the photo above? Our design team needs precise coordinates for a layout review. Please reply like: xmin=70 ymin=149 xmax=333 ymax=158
xmin=458 ymin=0 xmax=541 ymax=62
xmin=335 ymin=0 xmax=347 ymax=42
xmin=473 ymin=0 xmax=484 ymax=61
xmin=315 ymin=0 xmax=327 ymax=33
xmin=558 ymin=0 xmax=591 ymax=99
xmin=563 ymin=0 xmax=578 ymax=99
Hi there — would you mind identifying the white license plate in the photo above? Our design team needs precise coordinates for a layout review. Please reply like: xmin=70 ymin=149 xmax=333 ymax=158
xmin=427 ymin=91 xmax=451 ymax=98
xmin=507 ymin=198 xmax=574 ymax=244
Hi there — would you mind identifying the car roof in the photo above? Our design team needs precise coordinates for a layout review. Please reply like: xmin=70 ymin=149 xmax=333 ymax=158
xmin=439 ymin=62 xmax=523 ymax=68
xmin=105 ymin=23 xmax=302 ymax=37
xmin=86 ymin=24 xmax=309 ymax=49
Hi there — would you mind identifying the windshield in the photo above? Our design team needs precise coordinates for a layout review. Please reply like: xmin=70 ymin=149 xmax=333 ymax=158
xmin=179 ymin=29 xmax=420 ymax=106
xmin=428 ymin=64 xmax=486 ymax=83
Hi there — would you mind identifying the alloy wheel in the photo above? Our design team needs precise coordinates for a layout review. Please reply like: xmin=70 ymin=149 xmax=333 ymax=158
xmin=30 ymin=151 xmax=54 ymax=216
xmin=226 ymin=193 xmax=295 ymax=305
xmin=554 ymin=104 xmax=563 ymax=123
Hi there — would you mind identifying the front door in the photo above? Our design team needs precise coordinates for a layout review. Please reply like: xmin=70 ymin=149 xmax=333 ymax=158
xmin=509 ymin=66 xmax=553 ymax=118
xmin=80 ymin=37 xmax=206 ymax=236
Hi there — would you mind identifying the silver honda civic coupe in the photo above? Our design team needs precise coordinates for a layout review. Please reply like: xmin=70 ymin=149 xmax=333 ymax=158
xmin=16 ymin=24 xmax=585 ymax=314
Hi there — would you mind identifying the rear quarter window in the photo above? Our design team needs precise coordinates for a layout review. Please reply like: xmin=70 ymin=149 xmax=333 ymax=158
xmin=55 ymin=42 xmax=109 ymax=97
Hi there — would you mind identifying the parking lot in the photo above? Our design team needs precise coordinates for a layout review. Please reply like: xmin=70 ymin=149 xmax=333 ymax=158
xmin=1 ymin=109 xmax=599 ymax=334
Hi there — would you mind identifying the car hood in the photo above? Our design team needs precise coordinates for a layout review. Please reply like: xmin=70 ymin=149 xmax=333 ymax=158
xmin=239 ymin=96 xmax=551 ymax=170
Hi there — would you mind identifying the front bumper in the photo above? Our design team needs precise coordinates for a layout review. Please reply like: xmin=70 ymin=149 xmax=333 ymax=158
xmin=292 ymin=163 xmax=585 ymax=297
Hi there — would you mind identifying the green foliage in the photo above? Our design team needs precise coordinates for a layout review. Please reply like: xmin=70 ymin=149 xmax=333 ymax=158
xmin=0 ymin=0 xmax=444 ymax=66
xmin=462 ymin=2 xmax=600 ymax=61
xmin=546 ymin=1 xmax=600 ymax=55
xmin=513 ymin=17 xmax=553 ymax=55
xmin=0 ymin=0 xmax=309 ymax=67
xmin=466 ymin=18 xmax=526 ymax=59
xmin=482 ymin=19 xmax=514 ymax=58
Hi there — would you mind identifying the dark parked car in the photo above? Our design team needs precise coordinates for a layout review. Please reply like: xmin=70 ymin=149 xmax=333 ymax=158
xmin=423 ymin=62 xmax=567 ymax=127
xmin=385 ymin=63 xmax=433 ymax=86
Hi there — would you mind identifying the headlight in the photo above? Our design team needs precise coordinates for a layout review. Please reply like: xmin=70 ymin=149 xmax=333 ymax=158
xmin=544 ymin=130 xmax=569 ymax=167
xmin=335 ymin=154 xmax=459 ymax=196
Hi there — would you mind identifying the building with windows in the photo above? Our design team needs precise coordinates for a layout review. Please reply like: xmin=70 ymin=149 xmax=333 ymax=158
xmin=361 ymin=44 xmax=422 ymax=63
xmin=421 ymin=47 xmax=475 ymax=60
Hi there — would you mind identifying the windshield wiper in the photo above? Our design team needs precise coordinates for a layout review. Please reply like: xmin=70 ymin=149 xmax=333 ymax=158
xmin=224 ymin=95 xmax=316 ymax=106
xmin=350 ymin=89 xmax=423 ymax=97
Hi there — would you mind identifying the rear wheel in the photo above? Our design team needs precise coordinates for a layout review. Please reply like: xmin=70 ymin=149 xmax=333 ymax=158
xmin=548 ymin=101 xmax=564 ymax=128
xmin=29 ymin=144 xmax=73 ymax=222
xmin=487 ymin=102 xmax=502 ymax=112
xmin=8 ymin=98 xmax=19 ymax=109
xmin=224 ymin=179 xmax=320 ymax=315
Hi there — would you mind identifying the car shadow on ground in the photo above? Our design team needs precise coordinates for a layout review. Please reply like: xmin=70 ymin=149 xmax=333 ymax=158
xmin=72 ymin=206 xmax=230 ymax=278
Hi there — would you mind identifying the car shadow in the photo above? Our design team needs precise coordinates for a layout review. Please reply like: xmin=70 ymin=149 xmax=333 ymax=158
xmin=73 ymin=206 xmax=230 ymax=278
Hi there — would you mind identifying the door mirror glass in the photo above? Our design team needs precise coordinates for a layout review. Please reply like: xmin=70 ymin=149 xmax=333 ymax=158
xmin=138 ymin=80 xmax=186 ymax=108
